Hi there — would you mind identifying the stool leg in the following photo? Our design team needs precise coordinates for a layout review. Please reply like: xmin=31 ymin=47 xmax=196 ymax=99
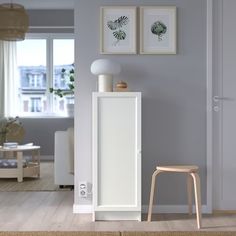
xmin=147 ymin=169 xmax=161 ymax=222
xmin=187 ymin=174 xmax=193 ymax=215
xmin=191 ymin=172 xmax=202 ymax=229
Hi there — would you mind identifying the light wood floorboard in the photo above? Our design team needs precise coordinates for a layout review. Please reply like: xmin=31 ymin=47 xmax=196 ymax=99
xmin=0 ymin=191 xmax=236 ymax=231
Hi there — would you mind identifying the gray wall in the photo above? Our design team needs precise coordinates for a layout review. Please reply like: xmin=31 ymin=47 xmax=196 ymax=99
xmin=21 ymin=118 xmax=73 ymax=156
xmin=75 ymin=0 xmax=207 ymax=206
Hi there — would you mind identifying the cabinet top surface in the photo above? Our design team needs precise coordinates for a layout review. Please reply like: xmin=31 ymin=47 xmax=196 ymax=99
xmin=0 ymin=145 xmax=40 ymax=152
xmin=92 ymin=92 xmax=141 ymax=97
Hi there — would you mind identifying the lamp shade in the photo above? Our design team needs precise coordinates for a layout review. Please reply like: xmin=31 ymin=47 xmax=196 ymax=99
xmin=91 ymin=59 xmax=121 ymax=76
xmin=0 ymin=3 xmax=29 ymax=41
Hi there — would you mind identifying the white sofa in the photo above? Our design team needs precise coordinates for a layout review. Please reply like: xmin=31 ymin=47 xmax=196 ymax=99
xmin=54 ymin=127 xmax=74 ymax=186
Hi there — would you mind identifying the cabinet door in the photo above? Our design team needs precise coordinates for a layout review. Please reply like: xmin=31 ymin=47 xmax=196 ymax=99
xmin=93 ymin=92 xmax=141 ymax=213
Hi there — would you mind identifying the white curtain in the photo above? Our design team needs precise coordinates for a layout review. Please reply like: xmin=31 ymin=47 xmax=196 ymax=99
xmin=0 ymin=40 xmax=18 ymax=117
xmin=0 ymin=42 xmax=4 ymax=117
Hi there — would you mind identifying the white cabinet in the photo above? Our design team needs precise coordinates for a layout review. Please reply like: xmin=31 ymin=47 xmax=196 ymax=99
xmin=92 ymin=92 xmax=141 ymax=221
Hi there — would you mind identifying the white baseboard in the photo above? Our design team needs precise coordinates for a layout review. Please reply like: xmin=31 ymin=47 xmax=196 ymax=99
xmin=73 ymin=204 xmax=210 ymax=214
xmin=73 ymin=204 xmax=93 ymax=213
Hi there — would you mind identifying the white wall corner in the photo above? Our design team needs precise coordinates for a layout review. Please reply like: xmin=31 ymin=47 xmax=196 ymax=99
xmin=73 ymin=204 xmax=93 ymax=214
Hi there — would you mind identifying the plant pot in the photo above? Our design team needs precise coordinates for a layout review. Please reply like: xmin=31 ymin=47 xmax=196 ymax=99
xmin=66 ymin=104 xmax=74 ymax=117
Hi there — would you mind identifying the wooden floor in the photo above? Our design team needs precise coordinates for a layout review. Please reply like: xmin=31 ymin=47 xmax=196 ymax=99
xmin=0 ymin=191 xmax=236 ymax=231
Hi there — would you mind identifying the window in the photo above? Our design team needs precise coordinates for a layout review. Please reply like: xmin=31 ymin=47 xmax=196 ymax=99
xmin=30 ymin=97 xmax=42 ymax=112
xmin=16 ymin=34 xmax=74 ymax=117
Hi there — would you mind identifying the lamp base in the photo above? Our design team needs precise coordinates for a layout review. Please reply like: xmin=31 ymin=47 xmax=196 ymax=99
xmin=98 ymin=75 xmax=113 ymax=92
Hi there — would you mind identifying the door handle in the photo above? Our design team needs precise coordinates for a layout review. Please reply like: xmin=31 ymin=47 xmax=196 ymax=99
xmin=213 ymin=96 xmax=231 ymax=102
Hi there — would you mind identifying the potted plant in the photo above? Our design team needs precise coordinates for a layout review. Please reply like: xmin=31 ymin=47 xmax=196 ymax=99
xmin=49 ymin=64 xmax=75 ymax=116
xmin=0 ymin=117 xmax=24 ymax=145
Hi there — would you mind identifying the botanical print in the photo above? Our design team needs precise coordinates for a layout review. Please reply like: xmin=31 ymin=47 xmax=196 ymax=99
xmin=151 ymin=20 xmax=167 ymax=41
xmin=101 ymin=6 xmax=136 ymax=54
xmin=107 ymin=16 xmax=129 ymax=46
xmin=140 ymin=6 xmax=176 ymax=54
xmin=145 ymin=14 xmax=170 ymax=48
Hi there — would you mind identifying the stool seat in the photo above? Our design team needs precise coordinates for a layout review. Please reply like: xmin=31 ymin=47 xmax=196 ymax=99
xmin=148 ymin=165 xmax=202 ymax=229
xmin=156 ymin=165 xmax=199 ymax=173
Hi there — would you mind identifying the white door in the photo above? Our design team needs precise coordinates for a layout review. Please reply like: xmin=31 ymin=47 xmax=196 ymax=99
xmin=213 ymin=0 xmax=236 ymax=210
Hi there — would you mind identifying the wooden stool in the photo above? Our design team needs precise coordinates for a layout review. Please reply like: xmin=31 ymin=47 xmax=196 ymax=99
xmin=147 ymin=165 xmax=202 ymax=229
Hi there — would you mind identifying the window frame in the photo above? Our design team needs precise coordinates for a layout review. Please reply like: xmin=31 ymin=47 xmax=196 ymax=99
xmin=17 ymin=33 xmax=75 ymax=118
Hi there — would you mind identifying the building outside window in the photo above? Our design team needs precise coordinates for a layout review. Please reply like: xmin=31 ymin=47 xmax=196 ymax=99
xmin=16 ymin=34 xmax=74 ymax=117
xmin=30 ymin=97 xmax=42 ymax=112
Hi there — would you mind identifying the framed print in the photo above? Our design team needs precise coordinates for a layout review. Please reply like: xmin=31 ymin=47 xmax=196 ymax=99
xmin=100 ymin=6 xmax=137 ymax=54
xmin=140 ymin=6 xmax=177 ymax=54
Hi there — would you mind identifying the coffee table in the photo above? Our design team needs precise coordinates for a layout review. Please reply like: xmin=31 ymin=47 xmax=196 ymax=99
xmin=0 ymin=145 xmax=40 ymax=182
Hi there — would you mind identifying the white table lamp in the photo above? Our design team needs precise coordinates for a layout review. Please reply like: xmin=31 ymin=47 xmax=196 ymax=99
xmin=91 ymin=59 xmax=121 ymax=92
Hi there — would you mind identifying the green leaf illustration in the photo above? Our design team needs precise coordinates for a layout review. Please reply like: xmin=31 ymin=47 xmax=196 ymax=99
xmin=107 ymin=16 xmax=129 ymax=31
xmin=113 ymin=30 xmax=126 ymax=40
xmin=112 ymin=30 xmax=126 ymax=46
xmin=151 ymin=21 xmax=167 ymax=41
xmin=116 ymin=16 xmax=129 ymax=28
xmin=107 ymin=21 xmax=118 ymax=30
xmin=107 ymin=15 xmax=129 ymax=46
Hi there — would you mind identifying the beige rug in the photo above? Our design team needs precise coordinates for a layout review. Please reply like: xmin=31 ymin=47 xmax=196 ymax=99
xmin=0 ymin=162 xmax=71 ymax=191
xmin=0 ymin=232 xmax=236 ymax=236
